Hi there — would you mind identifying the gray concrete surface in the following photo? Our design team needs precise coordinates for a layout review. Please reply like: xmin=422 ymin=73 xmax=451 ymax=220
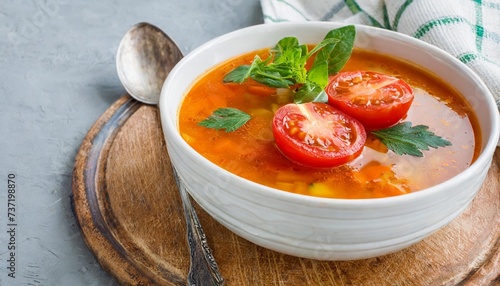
xmin=0 ymin=1 xmax=263 ymax=285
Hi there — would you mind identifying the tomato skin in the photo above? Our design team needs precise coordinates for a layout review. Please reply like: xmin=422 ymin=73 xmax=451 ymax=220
xmin=326 ymin=71 xmax=414 ymax=130
xmin=272 ymin=102 xmax=366 ymax=168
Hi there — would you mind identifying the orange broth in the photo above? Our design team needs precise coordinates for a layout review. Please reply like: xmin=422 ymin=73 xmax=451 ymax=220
xmin=178 ymin=48 xmax=481 ymax=199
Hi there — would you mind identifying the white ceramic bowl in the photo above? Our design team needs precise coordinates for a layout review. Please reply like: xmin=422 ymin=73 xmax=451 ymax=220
xmin=159 ymin=22 xmax=499 ymax=260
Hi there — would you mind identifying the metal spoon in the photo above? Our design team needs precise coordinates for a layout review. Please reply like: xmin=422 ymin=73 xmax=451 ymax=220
xmin=116 ymin=22 xmax=225 ymax=286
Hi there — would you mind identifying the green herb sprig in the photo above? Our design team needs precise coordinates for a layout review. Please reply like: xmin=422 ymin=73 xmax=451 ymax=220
xmin=223 ymin=25 xmax=356 ymax=104
xmin=371 ymin=122 xmax=452 ymax=157
xmin=198 ymin=108 xmax=251 ymax=132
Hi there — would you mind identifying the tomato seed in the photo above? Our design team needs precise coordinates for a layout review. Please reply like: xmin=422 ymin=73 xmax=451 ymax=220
xmin=336 ymin=86 xmax=351 ymax=93
xmin=288 ymin=126 xmax=300 ymax=135
xmin=353 ymin=97 xmax=368 ymax=105
xmin=352 ymin=76 xmax=362 ymax=83
xmin=338 ymin=80 xmax=350 ymax=87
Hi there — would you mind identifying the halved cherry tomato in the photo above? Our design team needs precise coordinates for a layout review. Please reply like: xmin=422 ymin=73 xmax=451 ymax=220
xmin=326 ymin=71 xmax=414 ymax=130
xmin=272 ymin=102 xmax=366 ymax=168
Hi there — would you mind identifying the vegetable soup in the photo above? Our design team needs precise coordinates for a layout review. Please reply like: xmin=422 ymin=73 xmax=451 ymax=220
xmin=178 ymin=47 xmax=480 ymax=199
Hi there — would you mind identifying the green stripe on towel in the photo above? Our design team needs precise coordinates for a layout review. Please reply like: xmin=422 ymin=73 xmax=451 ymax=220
xmin=276 ymin=0 xmax=310 ymax=20
xmin=458 ymin=52 xmax=500 ymax=68
xmin=474 ymin=0 xmax=484 ymax=53
xmin=392 ymin=0 xmax=414 ymax=31
xmin=413 ymin=16 xmax=467 ymax=39
xmin=344 ymin=0 xmax=384 ymax=28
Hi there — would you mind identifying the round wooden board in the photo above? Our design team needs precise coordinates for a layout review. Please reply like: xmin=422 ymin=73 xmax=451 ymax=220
xmin=72 ymin=95 xmax=500 ymax=286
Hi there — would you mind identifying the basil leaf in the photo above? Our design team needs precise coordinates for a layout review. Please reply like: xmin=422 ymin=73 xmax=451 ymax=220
xmin=306 ymin=37 xmax=340 ymax=58
xmin=223 ymin=65 xmax=251 ymax=83
xmin=314 ymin=25 xmax=356 ymax=74
xmin=271 ymin=37 xmax=300 ymax=62
xmin=293 ymin=60 xmax=328 ymax=103
xmin=252 ymin=71 xmax=294 ymax=88
xmin=199 ymin=108 xmax=251 ymax=132
xmin=307 ymin=60 xmax=328 ymax=88
xmin=223 ymin=55 xmax=265 ymax=83
xmin=294 ymin=82 xmax=327 ymax=104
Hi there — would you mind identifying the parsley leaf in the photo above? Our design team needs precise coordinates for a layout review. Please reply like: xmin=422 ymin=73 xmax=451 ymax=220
xmin=371 ymin=122 xmax=452 ymax=157
xmin=198 ymin=108 xmax=251 ymax=132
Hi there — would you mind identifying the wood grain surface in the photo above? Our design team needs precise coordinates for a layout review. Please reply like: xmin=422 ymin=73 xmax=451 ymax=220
xmin=72 ymin=95 xmax=500 ymax=286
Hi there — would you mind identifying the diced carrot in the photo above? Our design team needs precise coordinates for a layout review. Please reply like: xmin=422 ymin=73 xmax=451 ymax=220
xmin=276 ymin=182 xmax=296 ymax=193
xmin=372 ymin=184 xmax=408 ymax=198
xmin=247 ymin=84 xmax=277 ymax=97
xmin=360 ymin=165 xmax=393 ymax=182
xmin=293 ymin=181 xmax=309 ymax=194
xmin=364 ymin=134 xmax=388 ymax=153
xmin=275 ymin=170 xmax=311 ymax=183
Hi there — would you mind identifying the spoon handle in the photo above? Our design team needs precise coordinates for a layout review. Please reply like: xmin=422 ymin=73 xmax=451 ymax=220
xmin=172 ymin=166 xmax=225 ymax=286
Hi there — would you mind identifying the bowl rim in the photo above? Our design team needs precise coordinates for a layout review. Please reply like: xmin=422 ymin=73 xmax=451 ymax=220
xmin=160 ymin=21 xmax=500 ymax=208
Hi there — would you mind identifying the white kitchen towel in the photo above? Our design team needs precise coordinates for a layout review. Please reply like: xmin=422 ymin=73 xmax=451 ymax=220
xmin=260 ymin=0 xmax=500 ymax=110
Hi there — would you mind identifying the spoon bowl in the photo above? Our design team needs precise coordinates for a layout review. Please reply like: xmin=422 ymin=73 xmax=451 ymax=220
xmin=116 ymin=22 xmax=183 ymax=104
